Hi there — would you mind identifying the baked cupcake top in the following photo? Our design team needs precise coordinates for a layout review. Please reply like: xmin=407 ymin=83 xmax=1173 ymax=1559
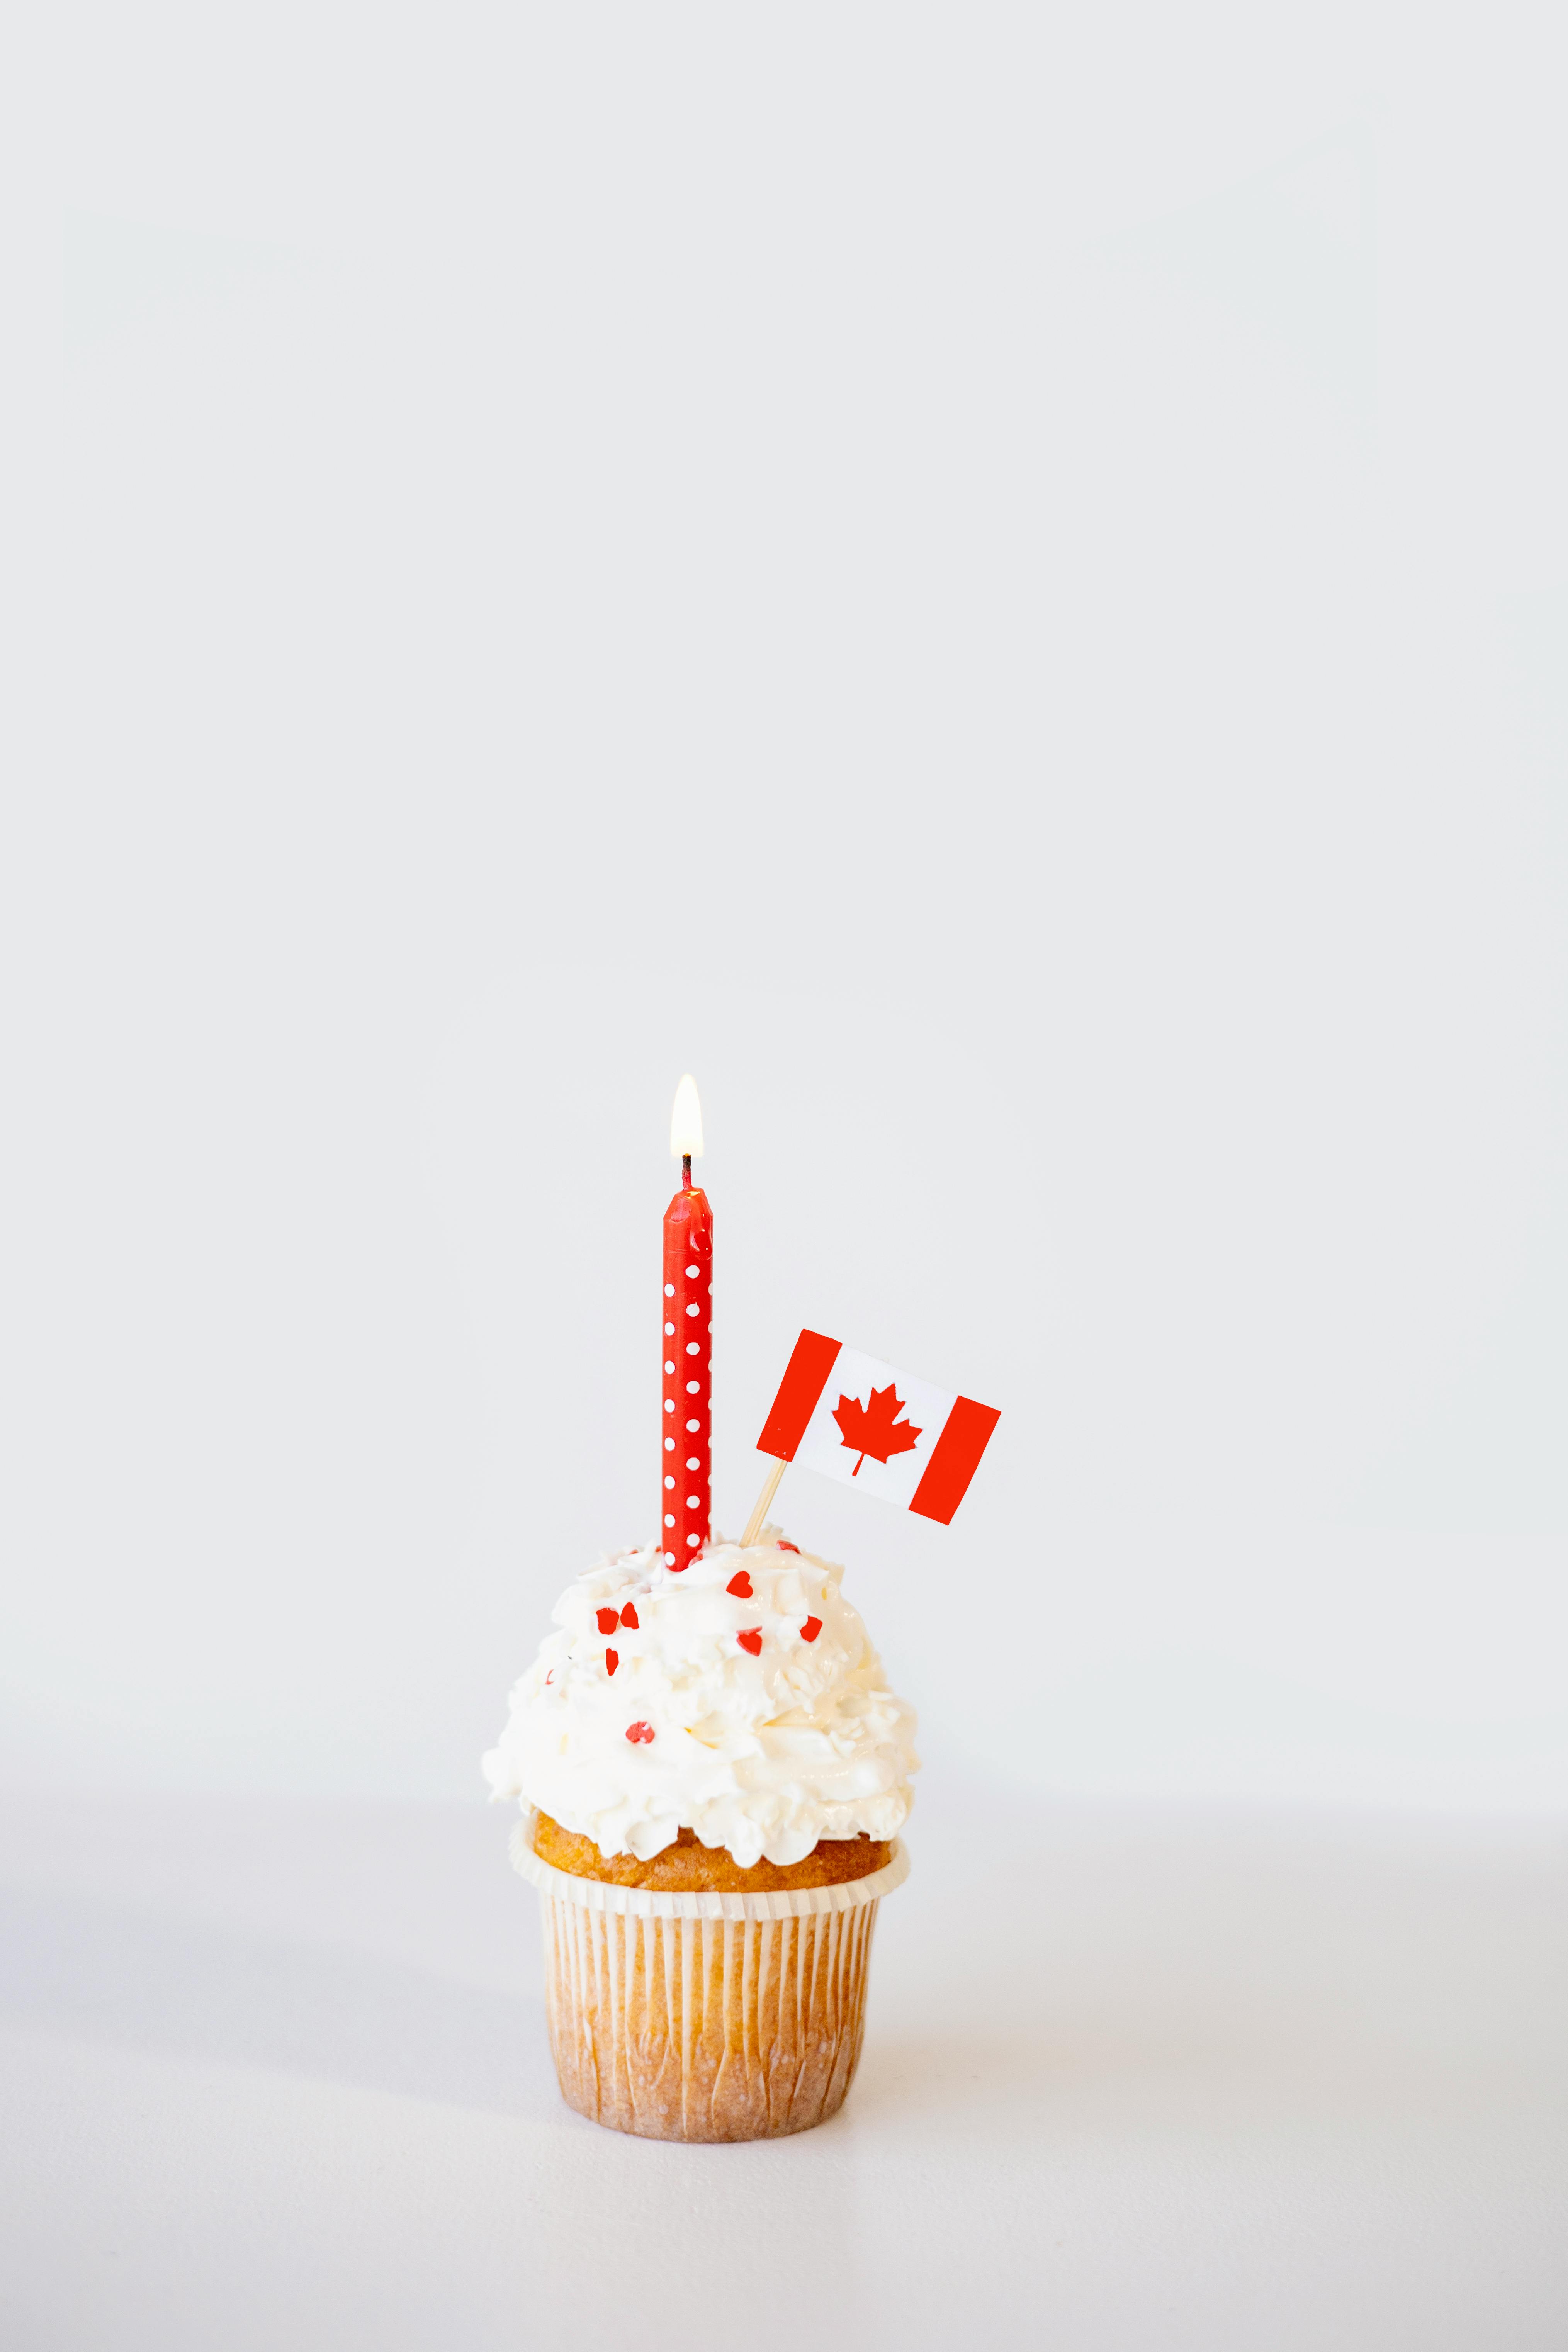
xmin=483 ymin=1533 xmax=919 ymax=1868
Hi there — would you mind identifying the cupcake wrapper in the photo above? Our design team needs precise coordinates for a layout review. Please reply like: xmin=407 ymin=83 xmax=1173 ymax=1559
xmin=510 ymin=1815 xmax=909 ymax=2142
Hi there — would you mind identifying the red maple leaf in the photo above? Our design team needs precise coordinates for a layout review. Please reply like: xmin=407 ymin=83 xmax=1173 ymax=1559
xmin=832 ymin=1383 xmax=922 ymax=1476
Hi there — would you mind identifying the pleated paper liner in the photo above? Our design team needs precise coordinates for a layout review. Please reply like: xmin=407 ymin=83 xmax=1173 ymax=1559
xmin=510 ymin=1812 xmax=910 ymax=2142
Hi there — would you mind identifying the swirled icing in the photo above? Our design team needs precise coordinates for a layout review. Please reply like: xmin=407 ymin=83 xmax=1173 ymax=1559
xmin=482 ymin=1532 xmax=919 ymax=1868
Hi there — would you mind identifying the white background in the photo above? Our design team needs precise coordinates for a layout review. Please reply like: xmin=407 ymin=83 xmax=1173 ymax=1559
xmin=10 ymin=1 xmax=1565 ymax=1819
xmin=3 ymin=1785 xmax=1564 ymax=2350
xmin=7 ymin=9 xmax=1568 ymax=2344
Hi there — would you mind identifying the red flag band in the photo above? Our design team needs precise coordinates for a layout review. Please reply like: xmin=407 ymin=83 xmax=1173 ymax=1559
xmin=755 ymin=1328 xmax=842 ymax=1460
xmin=907 ymin=1394 xmax=1002 ymax=1525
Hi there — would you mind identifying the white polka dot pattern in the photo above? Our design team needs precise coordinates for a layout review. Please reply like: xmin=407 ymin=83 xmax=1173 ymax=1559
xmin=661 ymin=1177 xmax=712 ymax=1569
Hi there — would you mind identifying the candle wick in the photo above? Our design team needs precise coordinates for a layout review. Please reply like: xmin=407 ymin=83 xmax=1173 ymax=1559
xmin=682 ymin=1154 xmax=691 ymax=1189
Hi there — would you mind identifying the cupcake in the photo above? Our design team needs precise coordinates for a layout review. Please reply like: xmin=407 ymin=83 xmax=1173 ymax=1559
xmin=484 ymin=1527 xmax=917 ymax=2141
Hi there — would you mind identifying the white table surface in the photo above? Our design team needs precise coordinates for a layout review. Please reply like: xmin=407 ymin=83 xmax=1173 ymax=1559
xmin=2 ymin=1783 xmax=1565 ymax=2350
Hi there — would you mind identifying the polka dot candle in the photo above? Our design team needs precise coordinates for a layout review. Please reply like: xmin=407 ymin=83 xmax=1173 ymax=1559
xmin=661 ymin=1167 xmax=712 ymax=1568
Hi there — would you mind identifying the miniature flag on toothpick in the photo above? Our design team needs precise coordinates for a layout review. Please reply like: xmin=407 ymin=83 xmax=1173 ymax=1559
xmin=755 ymin=1330 xmax=999 ymax=1526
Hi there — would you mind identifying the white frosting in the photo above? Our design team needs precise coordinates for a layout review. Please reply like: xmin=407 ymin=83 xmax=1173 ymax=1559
xmin=482 ymin=1532 xmax=919 ymax=1868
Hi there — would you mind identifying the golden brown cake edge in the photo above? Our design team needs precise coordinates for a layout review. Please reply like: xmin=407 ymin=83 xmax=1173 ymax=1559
xmin=533 ymin=1811 xmax=894 ymax=1891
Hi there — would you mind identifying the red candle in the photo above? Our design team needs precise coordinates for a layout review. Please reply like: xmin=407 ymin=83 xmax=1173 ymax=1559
xmin=662 ymin=1078 xmax=711 ymax=1568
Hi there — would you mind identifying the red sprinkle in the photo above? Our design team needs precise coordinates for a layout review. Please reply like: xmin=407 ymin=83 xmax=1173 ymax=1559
xmin=737 ymin=1627 xmax=763 ymax=1656
xmin=776 ymin=1540 xmax=800 ymax=1554
xmin=800 ymin=1616 xmax=823 ymax=1643
xmin=619 ymin=1602 xmax=639 ymax=1630
xmin=726 ymin=1571 xmax=753 ymax=1598
xmin=544 ymin=1670 xmax=554 ymax=1683
xmin=605 ymin=1647 xmax=619 ymax=1675
xmin=596 ymin=1607 xmax=619 ymax=1635
xmin=625 ymin=1720 xmax=655 ymax=1744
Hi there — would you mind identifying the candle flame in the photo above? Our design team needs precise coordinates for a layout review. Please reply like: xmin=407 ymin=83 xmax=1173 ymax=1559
xmin=670 ymin=1074 xmax=704 ymax=1159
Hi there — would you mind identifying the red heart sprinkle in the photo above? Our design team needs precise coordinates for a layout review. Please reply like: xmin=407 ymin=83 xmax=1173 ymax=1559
xmin=776 ymin=1540 xmax=800 ymax=1554
xmin=726 ymin=1571 xmax=753 ymax=1597
xmin=619 ymin=1602 xmax=639 ymax=1630
xmin=596 ymin=1607 xmax=619 ymax=1634
xmin=625 ymin=1720 xmax=654 ymax=1743
xmin=800 ymin=1616 xmax=823 ymax=1643
xmin=737 ymin=1627 xmax=763 ymax=1656
xmin=605 ymin=1648 xmax=619 ymax=1675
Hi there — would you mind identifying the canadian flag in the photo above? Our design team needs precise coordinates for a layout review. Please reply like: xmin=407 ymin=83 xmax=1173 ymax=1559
xmin=756 ymin=1330 xmax=1000 ymax=1525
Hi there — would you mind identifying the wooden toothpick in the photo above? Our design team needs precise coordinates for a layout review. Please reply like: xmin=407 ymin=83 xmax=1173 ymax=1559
xmin=739 ymin=1457 xmax=786 ymax=1549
